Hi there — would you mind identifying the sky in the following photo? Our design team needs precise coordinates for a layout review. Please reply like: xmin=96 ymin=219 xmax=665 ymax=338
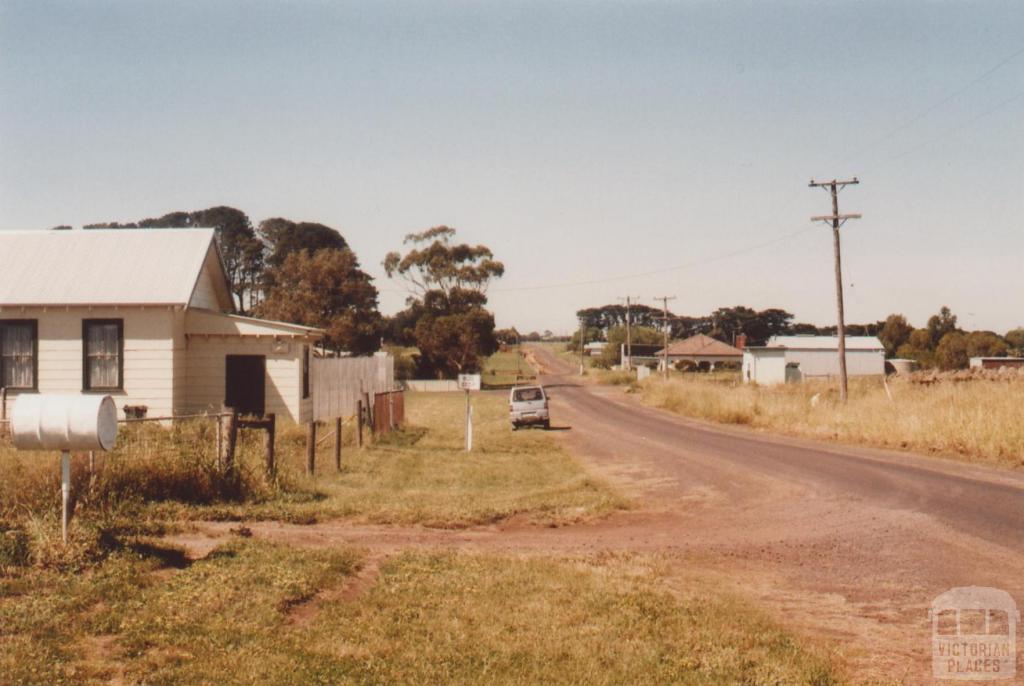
xmin=1 ymin=0 xmax=1022 ymax=335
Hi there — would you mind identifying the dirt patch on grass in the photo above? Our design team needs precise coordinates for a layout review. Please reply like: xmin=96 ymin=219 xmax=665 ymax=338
xmin=287 ymin=554 xmax=389 ymax=628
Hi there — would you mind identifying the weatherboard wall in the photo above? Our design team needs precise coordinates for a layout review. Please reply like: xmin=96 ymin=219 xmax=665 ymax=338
xmin=183 ymin=336 xmax=308 ymax=422
xmin=0 ymin=306 xmax=179 ymax=418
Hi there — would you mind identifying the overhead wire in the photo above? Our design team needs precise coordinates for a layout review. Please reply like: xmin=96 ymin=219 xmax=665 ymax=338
xmin=378 ymin=42 xmax=1024 ymax=297
xmin=836 ymin=43 xmax=1024 ymax=167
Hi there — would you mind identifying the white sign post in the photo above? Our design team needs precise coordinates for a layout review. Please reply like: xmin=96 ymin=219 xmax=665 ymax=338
xmin=458 ymin=374 xmax=481 ymax=452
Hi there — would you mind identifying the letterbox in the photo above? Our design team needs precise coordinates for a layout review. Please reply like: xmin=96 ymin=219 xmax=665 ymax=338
xmin=11 ymin=394 xmax=118 ymax=452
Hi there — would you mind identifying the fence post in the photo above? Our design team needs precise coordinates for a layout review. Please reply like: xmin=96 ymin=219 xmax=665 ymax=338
xmin=362 ymin=392 xmax=373 ymax=433
xmin=0 ymin=387 xmax=6 ymax=437
xmin=306 ymin=420 xmax=316 ymax=475
xmin=264 ymin=413 xmax=276 ymax=478
xmin=220 ymin=407 xmax=238 ymax=477
xmin=356 ymin=400 xmax=364 ymax=448
xmin=388 ymin=391 xmax=395 ymax=431
xmin=334 ymin=416 xmax=342 ymax=471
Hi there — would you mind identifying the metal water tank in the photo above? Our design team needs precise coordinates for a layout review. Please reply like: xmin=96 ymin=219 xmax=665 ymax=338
xmin=11 ymin=394 xmax=118 ymax=452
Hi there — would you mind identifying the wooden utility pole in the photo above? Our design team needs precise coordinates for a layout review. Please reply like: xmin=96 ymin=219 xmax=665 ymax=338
xmin=619 ymin=296 xmax=640 ymax=370
xmin=578 ymin=317 xmax=586 ymax=375
xmin=654 ymin=296 xmax=676 ymax=379
xmin=809 ymin=177 xmax=862 ymax=403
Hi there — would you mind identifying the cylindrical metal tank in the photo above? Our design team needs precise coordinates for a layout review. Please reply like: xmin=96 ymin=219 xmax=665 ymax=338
xmin=11 ymin=394 xmax=118 ymax=451
xmin=885 ymin=358 xmax=917 ymax=376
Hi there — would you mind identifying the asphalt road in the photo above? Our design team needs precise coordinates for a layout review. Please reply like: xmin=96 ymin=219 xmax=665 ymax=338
xmin=529 ymin=345 xmax=1024 ymax=681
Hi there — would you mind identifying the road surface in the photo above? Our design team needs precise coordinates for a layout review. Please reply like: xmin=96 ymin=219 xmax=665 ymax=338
xmin=530 ymin=345 xmax=1024 ymax=682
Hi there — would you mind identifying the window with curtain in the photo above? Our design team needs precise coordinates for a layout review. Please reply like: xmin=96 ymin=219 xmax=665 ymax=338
xmin=83 ymin=319 xmax=123 ymax=390
xmin=0 ymin=320 xmax=37 ymax=389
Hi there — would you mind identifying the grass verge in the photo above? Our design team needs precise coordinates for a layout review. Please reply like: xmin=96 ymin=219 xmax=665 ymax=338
xmin=176 ymin=391 xmax=626 ymax=527
xmin=482 ymin=347 xmax=535 ymax=387
xmin=1 ymin=392 xmax=625 ymax=567
xmin=0 ymin=541 xmax=841 ymax=685
xmin=638 ymin=374 xmax=1024 ymax=468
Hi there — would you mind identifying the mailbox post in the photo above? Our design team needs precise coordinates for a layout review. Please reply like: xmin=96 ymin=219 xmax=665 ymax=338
xmin=10 ymin=394 xmax=118 ymax=543
xmin=457 ymin=374 xmax=481 ymax=452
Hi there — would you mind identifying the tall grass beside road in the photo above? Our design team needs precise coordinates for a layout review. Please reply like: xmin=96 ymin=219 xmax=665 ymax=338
xmin=639 ymin=375 xmax=1024 ymax=468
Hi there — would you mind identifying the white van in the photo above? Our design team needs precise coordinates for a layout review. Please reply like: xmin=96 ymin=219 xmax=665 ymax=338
xmin=509 ymin=385 xmax=550 ymax=430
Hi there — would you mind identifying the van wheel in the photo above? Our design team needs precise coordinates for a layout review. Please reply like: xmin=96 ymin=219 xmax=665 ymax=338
xmin=542 ymin=420 xmax=550 ymax=430
xmin=511 ymin=424 xmax=519 ymax=431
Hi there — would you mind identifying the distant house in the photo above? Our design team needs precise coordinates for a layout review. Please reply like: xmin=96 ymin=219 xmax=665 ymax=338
xmin=969 ymin=357 xmax=1024 ymax=370
xmin=620 ymin=343 xmax=663 ymax=369
xmin=742 ymin=335 xmax=885 ymax=385
xmin=0 ymin=229 xmax=323 ymax=421
xmin=655 ymin=334 xmax=742 ymax=370
xmin=583 ymin=341 xmax=606 ymax=356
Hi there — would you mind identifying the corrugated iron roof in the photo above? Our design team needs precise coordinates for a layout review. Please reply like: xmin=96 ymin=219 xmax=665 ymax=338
xmin=0 ymin=228 xmax=218 ymax=306
xmin=658 ymin=334 xmax=743 ymax=357
xmin=765 ymin=335 xmax=884 ymax=350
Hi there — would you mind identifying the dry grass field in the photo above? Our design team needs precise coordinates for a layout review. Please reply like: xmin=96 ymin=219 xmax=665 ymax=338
xmin=638 ymin=374 xmax=1024 ymax=468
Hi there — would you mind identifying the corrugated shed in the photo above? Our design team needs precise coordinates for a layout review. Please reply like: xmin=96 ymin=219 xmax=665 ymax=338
xmin=0 ymin=228 xmax=220 ymax=306
xmin=766 ymin=335 xmax=885 ymax=351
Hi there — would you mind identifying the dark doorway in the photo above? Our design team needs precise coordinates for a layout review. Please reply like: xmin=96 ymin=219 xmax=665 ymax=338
xmin=225 ymin=355 xmax=266 ymax=416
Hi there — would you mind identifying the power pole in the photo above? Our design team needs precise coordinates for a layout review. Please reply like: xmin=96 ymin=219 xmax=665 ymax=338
xmin=654 ymin=296 xmax=676 ymax=379
xmin=578 ymin=317 xmax=586 ymax=375
xmin=809 ymin=177 xmax=862 ymax=403
xmin=619 ymin=296 xmax=640 ymax=370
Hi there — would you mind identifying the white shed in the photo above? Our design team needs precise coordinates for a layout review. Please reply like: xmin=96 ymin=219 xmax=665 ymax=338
xmin=0 ymin=229 xmax=323 ymax=421
xmin=742 ymin=335 xmax=885 ymax=385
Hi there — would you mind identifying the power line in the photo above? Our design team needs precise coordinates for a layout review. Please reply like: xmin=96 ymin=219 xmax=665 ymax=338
xmin=837 ymin=42 xmax=1024 ymax=167
xmin=484 ymin=224 xmax=817 ymax=294
xmin=882 ymin=88 xmax=1024 ymax=165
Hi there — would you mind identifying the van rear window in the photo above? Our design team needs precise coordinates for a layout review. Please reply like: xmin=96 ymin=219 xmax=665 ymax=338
xmin=513 ymin=388 xmax=543 ymax=402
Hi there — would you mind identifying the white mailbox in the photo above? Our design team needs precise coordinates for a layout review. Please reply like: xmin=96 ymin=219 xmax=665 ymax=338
xmin=12 ymin=394 xmax=118 ymax=452
xmin=10 ymin=394 xmax=118 ymax=543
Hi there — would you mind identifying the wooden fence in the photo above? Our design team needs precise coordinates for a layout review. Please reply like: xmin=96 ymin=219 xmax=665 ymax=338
xmin=373 ymin=391 xmax=405 ymax=433
xmin=312 ymin=355 xmax=394 ymax=421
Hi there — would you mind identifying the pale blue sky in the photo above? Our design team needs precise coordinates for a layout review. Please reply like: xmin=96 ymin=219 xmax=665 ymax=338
xmin=2 ymin=1 xmax=1022 ymax=334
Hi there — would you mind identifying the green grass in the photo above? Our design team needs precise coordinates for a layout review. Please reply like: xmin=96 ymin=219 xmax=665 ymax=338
xmin=175 ymin=391 xmax=626 ymax=527
xmin=482 ymin=347 xmax=535 ymax=387
xmin=0 ymin=392 xmax=626 ymax=569
xmin=0 ymin=541 xmax=842 ymax=685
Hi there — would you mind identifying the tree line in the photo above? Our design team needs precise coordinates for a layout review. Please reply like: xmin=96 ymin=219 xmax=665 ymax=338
xmin=79 ymin=208 xmax=504 ymax=378
xmin=573 ymin=303 xmax=1024 ymax=370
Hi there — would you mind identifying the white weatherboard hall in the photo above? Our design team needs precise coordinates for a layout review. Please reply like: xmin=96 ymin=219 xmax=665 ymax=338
xmin=0 ymin=229 xmax=323 ymax=421
xmin=742 ymin=335 xmax=885 ymax=385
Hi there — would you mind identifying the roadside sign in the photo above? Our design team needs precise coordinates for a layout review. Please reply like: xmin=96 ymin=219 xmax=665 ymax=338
xmin=458 ymin=374 xmax=481 ymax=391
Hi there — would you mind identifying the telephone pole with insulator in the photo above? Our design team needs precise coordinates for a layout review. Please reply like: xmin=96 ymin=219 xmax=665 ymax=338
xmin=809 ymin=177 xmax=862 ymax=403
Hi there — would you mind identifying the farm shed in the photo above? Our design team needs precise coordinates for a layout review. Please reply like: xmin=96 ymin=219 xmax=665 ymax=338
xmin=0 ymin=228 xmax=323 ymax=421
xmin=655 ymin=334 xmax=742 ymax=370
xmin=742 ymin=335 xmax=885 ymax=385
